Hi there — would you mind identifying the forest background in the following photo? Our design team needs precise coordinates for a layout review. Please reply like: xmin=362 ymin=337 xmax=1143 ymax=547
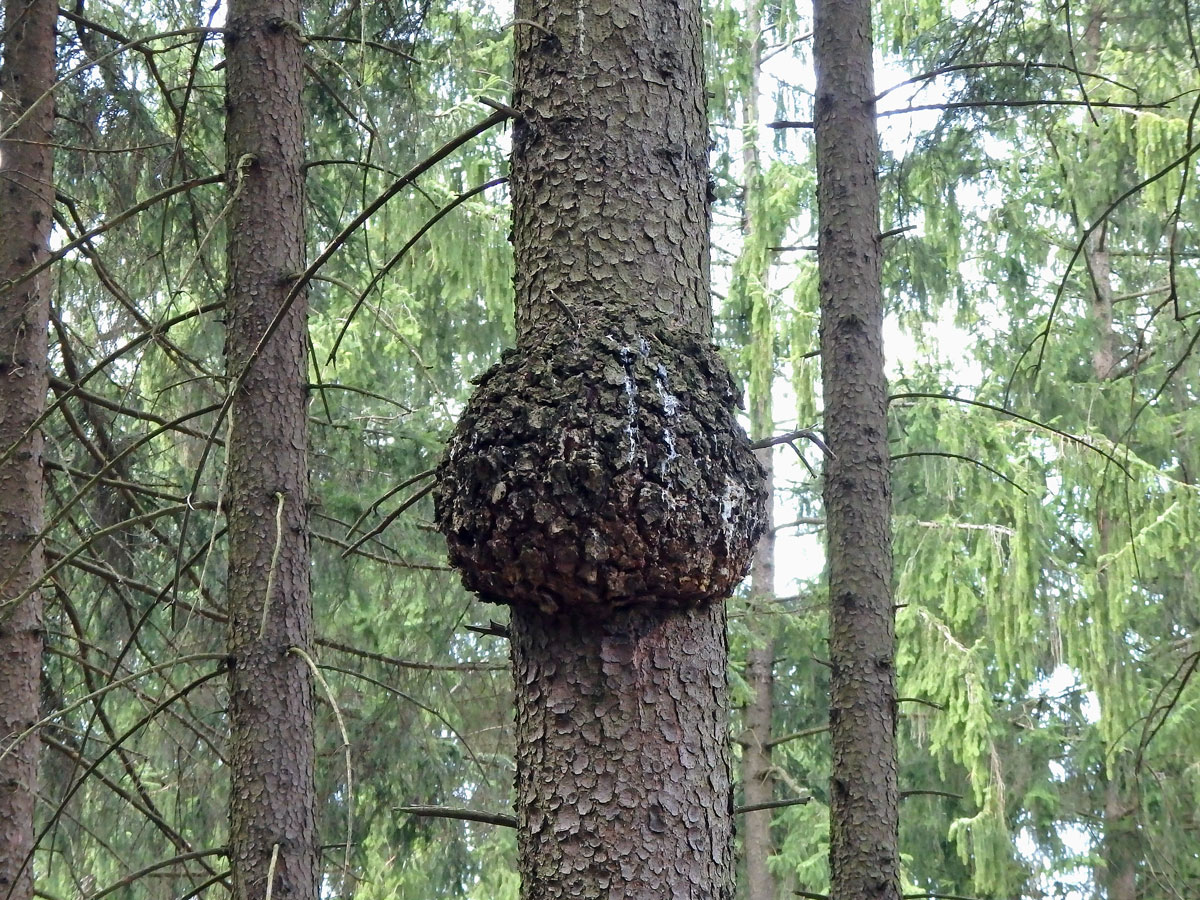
xmin=0 ymin=0 xmax=1198 ymax=898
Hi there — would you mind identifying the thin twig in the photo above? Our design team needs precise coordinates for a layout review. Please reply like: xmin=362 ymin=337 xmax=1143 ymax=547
xmin=0 ymin=173 xmax=224 ymax=296
xmin=327 ymin=177 xmax=507 ymax=364
xmin=340 ymin=482 xmax=435 ymax=558
xmin=889 ymin=392 xmax=1131 ymax=477
xmin=891 ymin=450 xmax=1028 ymax=494
xmin=396 ymin=806 xmax=516 ymax=828
xmin=292 ymin=648 xmax=353 ymax=887
xmin=765 ymin=725 xmax=829 ymax=749
xmin=264 ymin=844 xmax=281 ymax=900
xmin=259 ymin=492 xmax=287 ymax=639
xmin=736 ymin=797 xmax=812 ymax=814
xmin=900 ymin=789 xmax=962 ymax=800
xmin=750 ymin=428 xmax=833 ymax=456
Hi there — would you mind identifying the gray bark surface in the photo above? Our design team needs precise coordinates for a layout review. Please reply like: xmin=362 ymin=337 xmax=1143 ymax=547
xmin=509 ymin=0 xmax=711 ymax=344
xmin=813 ymin=1 xmax=900 ymax=899
xmin=223 ymin=2 xmax=317 ymax=898
xmin=510 ymin=604 xmax=735 ymax=899
xmin=0 ymin=1 xmax=54 ymax=896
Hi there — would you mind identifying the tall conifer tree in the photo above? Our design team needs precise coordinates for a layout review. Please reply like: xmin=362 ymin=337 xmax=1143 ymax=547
xmin=813 ymin=1 xmax=899 ymax=898
xmin=224 ymin=1 xmax=317 ymax=897
xmin=0 ymin=1 xmax=54 ymax=896
xmin=436 ymin=0 xmax=767 ymax=894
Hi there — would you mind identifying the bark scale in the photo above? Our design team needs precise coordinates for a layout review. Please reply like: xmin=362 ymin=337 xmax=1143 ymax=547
xmin=436 ymin=0 xmax=766 ymax=895
xmin=0 ymin=2 xmax=54 ymax=897
xmin=813 ymin=2 xmax=899 ymax=899
xmin=224 ymin=2 xmax=317 ymax=899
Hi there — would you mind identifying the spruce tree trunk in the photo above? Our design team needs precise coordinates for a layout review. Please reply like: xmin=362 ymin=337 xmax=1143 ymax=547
xmin=740 ymin=5 xmax=780 ymax=890
xmin=0 ymin=2 xmax=54 ymax=896
xmin=223 ymin=2 xmax=317 ymax=898
xmin=1083 ymin=11 xmax=1139 ymax=895
xmin=742 ymin=464 xmax=777 ymax=900
xmin=813 ymin=2 xmax=899 ymax=899
xmin=436 ymin=0 xmax=767 ymax=895
xmin=1089 ymin=210 xmax=1139 ymax=900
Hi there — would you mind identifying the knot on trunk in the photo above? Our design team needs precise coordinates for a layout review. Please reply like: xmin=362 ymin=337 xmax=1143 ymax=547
xmin=435 ymin=320 xmax=766 ymax=616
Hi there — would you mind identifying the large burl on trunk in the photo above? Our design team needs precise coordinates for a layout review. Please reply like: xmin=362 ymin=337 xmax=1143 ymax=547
xmin=434 ymin=0 xmax=766 ymax=896
xmin=437 ymin=318 xmax=762 ymax=615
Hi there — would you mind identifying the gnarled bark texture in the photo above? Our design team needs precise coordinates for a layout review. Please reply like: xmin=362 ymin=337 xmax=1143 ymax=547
xmin=0 ymin=1 xmax=54 ymax=897
xmin=813 ymin=2 xmax=899 ymax=900
xmin=224 ymin=2 xmax=317 ymax=898
xmin=435 ymin=0 xmax=766 ymax=895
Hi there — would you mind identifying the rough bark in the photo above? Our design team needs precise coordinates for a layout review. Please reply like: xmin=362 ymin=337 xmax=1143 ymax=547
xmin=224 ymin=2 xmax=317 ymax=899
xmin=437 ymin=325 xmax=763 ymax=615
xmin=0 ymin=2 xmax=54 ymax=897
xmin=435 ymin=0 xmax=766 ymax=895
xmin=1102 ymin=762 xmax=1138 ymax=900
xmin=813 ymin=2 xmax=899 ymax=900
xmin=509 ymin=604 xmax=736 ymax=900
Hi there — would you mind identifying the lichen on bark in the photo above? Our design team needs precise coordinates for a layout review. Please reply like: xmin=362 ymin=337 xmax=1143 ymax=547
xmin=435 ymin=314 xmax=766 ymax=617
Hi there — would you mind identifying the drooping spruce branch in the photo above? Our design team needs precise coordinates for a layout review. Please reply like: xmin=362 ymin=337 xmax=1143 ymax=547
xmin=0 ymin=173 xmax=224 ymax=295
xmin=327 ymin=176 xmax=508 ymax=364
xmin=889 ymin=392 xmax=1131 ymax=476
xmin=768 ymin=95 xmax=1180 ymax=129
xmin=891 ymin=451 xmax=1028 ymax=494
xmin=1010 ymin=136 xmax=1200 ymax=395
xmin=874 ymin=61 xmax=1141 ymax=103
xmin=174 ymin=104 xmax=512 ymax=603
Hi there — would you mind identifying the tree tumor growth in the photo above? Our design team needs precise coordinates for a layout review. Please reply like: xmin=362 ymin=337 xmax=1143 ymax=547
xmin=436 ymin=316 xmax=766 ymax=616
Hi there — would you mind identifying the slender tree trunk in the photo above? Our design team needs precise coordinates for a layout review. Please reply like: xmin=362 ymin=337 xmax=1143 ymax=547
xmin=742 ymin=480 xmax=777 ymax=900
xmin=0 ymin=2 xmax=55 ymax=897
xmin=1082 ymin=11 xmax=1139 ymax=897
xmin=813 ymin=2 xmax=899 ymax=900
xmin=223 ymin=2 xmax=317 ymax=898
xmin=739 ymin=5 xmax=780 ymax=896
xmin=1088 ymin=176 xmax=1140 ymax=900
xmin=1101 ymin=765 xmax=1138 ymax=900
xmin=435 ymin=0 xmax=767 ymax=895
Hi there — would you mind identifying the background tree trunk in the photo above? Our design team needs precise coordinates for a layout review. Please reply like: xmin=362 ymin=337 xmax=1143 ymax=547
xmin=739 ymin=5 xmax=780 ymax=895
xmin=813 ymin=1 xmax=900 ymax=899
xmin=1082 ymin=11 xmax=1140 ymax=899
xmin=223 ymin=1 xmax=317 ymax=898
xmin=742 ymin=511 xmax=777 ymax=900
xmin=0 ymin=1 xmax=55 ymax=896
